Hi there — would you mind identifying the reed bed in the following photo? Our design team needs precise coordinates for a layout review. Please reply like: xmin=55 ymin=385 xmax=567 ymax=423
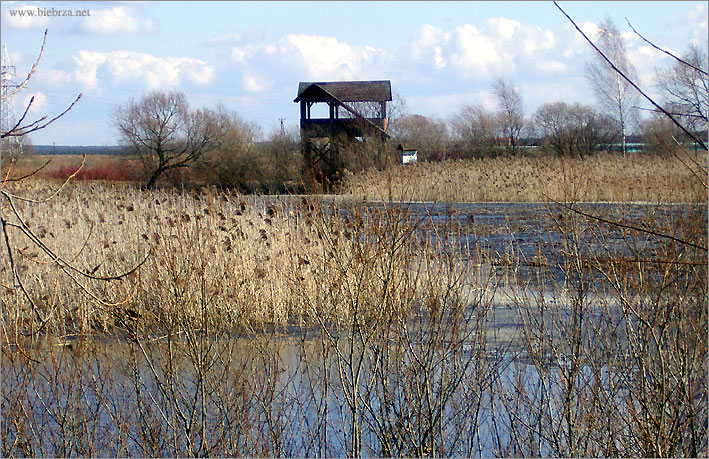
xmin=1 ymin=163 xmax=706 ymax=456
xmin=343 ymin=153 xmax=706 ymax=203
xmin=2 ymin=182 xmax=310 ymax=338
xmin=1 ymin=179 xmax=486 ymax=341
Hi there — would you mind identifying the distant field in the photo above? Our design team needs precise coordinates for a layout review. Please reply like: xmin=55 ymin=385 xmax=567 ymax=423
xmin=31 ymin=145 xmax=131 ymax=155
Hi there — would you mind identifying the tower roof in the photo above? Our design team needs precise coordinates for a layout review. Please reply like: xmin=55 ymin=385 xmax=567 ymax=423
xmin=294 ymin=80 xmax=392 ymax=103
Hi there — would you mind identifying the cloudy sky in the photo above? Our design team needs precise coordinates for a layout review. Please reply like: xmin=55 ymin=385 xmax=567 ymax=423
xmin=1 ymin=1 xmax=706 ymax=146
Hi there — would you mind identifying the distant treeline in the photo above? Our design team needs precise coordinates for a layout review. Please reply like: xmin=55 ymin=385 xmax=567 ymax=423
xmin=33 ymin=145 xmax=133 ymax=155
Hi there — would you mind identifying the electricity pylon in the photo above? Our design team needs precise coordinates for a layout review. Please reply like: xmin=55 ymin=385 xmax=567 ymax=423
xmin=2 ymin=44 xmax=24 ymax=156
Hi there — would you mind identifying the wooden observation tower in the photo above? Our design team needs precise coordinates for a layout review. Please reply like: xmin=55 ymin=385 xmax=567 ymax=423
xmin=294 ymin=80 xmax=391 ymax=189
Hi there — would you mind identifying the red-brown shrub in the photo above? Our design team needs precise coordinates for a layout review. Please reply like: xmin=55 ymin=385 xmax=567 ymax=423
xmin=45 ymin=162 xmax=139 ymax=182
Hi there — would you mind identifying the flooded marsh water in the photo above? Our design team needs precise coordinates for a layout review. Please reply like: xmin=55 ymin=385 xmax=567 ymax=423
xmin=2 ymin=200 xmax=706 ymax=457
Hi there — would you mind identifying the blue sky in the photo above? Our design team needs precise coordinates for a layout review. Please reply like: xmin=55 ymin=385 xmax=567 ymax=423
xmin=1 ymin=1 xmax=707 ymax=146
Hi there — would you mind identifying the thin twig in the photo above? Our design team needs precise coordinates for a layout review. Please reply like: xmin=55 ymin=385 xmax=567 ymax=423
xmin=2 ymin=94 xmax=82 ymax=138
xmin=2 ymin=158 xmax=52 ymax=184
xmin=2 ymin=30 xmax=47 ymax=101
xmin=633 ymin=106 xmax=706 ymax=119
xmin=654 ymin=133 xmax=708 ymax=189
xmin=3 ymin=153 xmax=85 ymax=203
xmin=5 ymin=96 xmax=36 ymax=136
xmin=550 ymin=199 xmax=707 ymax=252
xmin=554 ymin=1 xmax=707 ymax=151
xmin=626 ymin=19 xmax=708 ymax=76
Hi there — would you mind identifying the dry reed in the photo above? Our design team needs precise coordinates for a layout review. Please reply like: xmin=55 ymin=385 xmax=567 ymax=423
xmin=343 ymin=153 xmax=706 ymax=203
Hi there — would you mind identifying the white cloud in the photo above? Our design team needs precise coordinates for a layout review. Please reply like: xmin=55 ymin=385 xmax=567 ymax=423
xmin=244 ymin=75 xmax=266 ymax=92
xmin=687 ymin=2 xmax=708 ymax=46
xmin=4 ymin=4 xmax=50 ymax=29
xmin=228 ymin=34 xmax=391 ymax=81
xmin=562 ymin=21 xmax=600 ymax=59
xmin=280 ymin=34 xmax=387 ymax=80
xmin=579 ymin=21 xmax=602 ymax=41
xmin=36 ymin=68 xmax=73 ymax=86
xmin=22 ymin=91 xmax=47 ymax=115
xmin=627 ymin=44 xmax=671 ymax=89
xmin=410 ymin=24 xmax=449 ymax=60
xmin=687 ymin=2 xmax=708 ymax=25
xmin=72 ymin=50 xmax=214 ymax=89
xmin=408 ymin=24 xmax=453 ymax=70
xmin=449 ymin=24 xmax=505 ymax=75
xmin=79 ymin=6 xmax=156 ymax=35
xmin=486 ymin=17 xmax=521 ymax=41
xmin=407 ymin=20 xmax=564 ymax=80
xmin=230 ymin=45 xmax=253 ymax=64
xmin=520 ymin=27 xmax=556 ymax=57
xmin=536 ymin=60 xmax=568 ymax=73
xmin=621 ymin=31 xmax=638 ymax=42
xmin=433 ymin=46 xmax=446 ymax=69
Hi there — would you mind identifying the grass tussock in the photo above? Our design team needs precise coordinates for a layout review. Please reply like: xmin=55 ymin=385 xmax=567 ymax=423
xmin=343 ymin=153 xmax=706 ymax=203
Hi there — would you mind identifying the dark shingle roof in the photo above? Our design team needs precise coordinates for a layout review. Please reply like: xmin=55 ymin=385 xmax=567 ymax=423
xmin=294 ymin=80 xmax=392 ymax=103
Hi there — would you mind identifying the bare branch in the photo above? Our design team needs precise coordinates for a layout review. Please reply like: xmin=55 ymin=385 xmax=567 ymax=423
xmin=626 ymin=19 xmax=708 ymax=76
xmin=3 ymin=153 xmax=85 ymax=203
xmin=550 ymin=198 xmax=708 ymax=252
xmin=554 ymin=1 xmax=707 ymax=151
xmin=2 ymin=157 xmax=52 ymax=183
xmin=6 ymin=95 xmax=36 ymax=135
xmin=2 ymin=94 xmax=82 ymax=138
xmin=2 ymin=29 xmax=47 ymax=100
xmin=2 ymin=187 xmax=151 ymax=282
xmin=634 ymin=106 xmax=707 ymax=119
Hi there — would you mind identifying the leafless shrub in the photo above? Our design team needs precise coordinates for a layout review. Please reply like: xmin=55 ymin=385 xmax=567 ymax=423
xmin=533 ymin=101 xmax=618 ymax=157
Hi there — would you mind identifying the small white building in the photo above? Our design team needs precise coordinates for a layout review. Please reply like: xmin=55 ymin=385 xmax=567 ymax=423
xmin=398 ymin=144 xmax=418 ymax=165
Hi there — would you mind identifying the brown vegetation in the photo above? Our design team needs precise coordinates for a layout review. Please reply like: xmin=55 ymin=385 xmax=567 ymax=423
xmin=3 ymin=18 xmax=706 ymax=456
xmin=343 ymin=152 xmax=705 ymax=203
xmin=2 ymin=163 xmax=706 ymax=455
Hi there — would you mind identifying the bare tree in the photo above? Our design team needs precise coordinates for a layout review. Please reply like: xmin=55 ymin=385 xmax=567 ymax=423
xmin=655 ymin=44 xmax=708 ymax=136
xmin=585 ymin=17 xmax=640 ymax=157
xmin=114 ymin=89 xmax=222 ymax=189
xmin=493 ymin=76 xmax=525 ymax=154
xmin=450 ymin=104 xmax=498 ymax=158
xmin=1 ymin=30 xmax=146 ymax=348
xmin=533 ymin=101 xmax=618 ymax=157
xmin=393 ymin=114 xmax=449 ymax=161
xmin=206 ymin=106 xmax=270 ymax=192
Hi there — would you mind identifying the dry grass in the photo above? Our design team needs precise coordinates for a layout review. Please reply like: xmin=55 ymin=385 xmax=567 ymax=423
xmin=1 ymin=178 xmax=497 ymax=456
xmin=2 ymin=181 xmax=297 ymax=338
xmin=1 ymin=171 xmax=705 ymax=456
xmin=2 ymin=179 xmax=482 ymax=341
xmin=343 ymin=152 xmax=706 ymax=203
